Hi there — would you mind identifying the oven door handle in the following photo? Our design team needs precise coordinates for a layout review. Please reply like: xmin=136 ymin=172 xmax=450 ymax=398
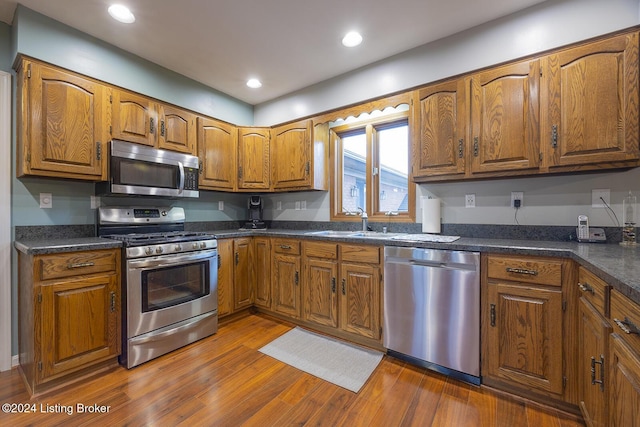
xmin=177 ymin=161 xmax=185 ymax=195
xmin=128 ymin=249 xmax=217 ymax=270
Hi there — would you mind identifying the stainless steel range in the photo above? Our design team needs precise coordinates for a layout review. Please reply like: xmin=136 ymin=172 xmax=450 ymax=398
xmin=98 ymin=206 xmax=218 ymax=368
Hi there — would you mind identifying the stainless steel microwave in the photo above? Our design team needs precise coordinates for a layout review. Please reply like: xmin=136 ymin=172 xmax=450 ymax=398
xmin=98 ymin=140 xmax=199 ymax=198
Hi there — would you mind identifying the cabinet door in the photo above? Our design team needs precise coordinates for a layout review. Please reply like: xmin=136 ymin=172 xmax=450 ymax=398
xmin=158 ymin=104 xmax=197 ymax=155
xmin=609 ymin=334 xmax=640 ymax=427
xmin=545 ymin=32 xmax=639 ymax=168
xmin=254 ymin=237 xmax=271 ymax=309
xmin=303 ymin=258 xmax=338 ymax=328
xmin=238 ymin=127 xmax=270 ymax=190
xmin=23 ymin=62 xmax=107 ymax=179
xmin=217 ymin=239 xmax=233 ymax=317
xmin=39 ymin=274 xmax=119 ymax=381
xmin=578 ymin=298 xmax=610 ymax=427
xmin=412 ymin=80 xmax=466 ymax=179
xmin=339 ymin=263 xmax=381 ymax=340
xmin=272 ymin=253 xmax=301 ymax=318
xmin=470 ymin=60 xmax=540 ymax=174
xmin=198 ymin=117 xmax=237 ymax=191
xmin=111 ymin=89 xmax=156 ymax=146
xmin=271 ymin=120 xmax=312 ymax=189
xmin=485 ymin=282 xmax=563 ymax=395
xmin=233 ymin=238 xmax=253 ymax=310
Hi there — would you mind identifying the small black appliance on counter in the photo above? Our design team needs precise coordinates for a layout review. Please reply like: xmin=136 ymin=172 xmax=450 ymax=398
xmin=245 ymin=195 xmax=266 ymax=229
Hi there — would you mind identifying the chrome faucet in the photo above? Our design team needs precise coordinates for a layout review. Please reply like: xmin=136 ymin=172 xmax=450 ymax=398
xmin=357 ymin=207 xmax=368 ymax=231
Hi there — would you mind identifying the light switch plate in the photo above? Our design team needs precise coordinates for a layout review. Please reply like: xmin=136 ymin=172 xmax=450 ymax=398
xmin=592 ymin=189 xmax=610 ymax=208
xmin=40 ymin=193 xmax=52 ymax=209
xmin=218 ymin=201 xmax=224 ymax=211
xmin=90 ymin=195 xmax=100 ymax=209
xmin=276 ymin=201 xmax=282 ymax=211
xmin=295 ymin=201 xmax=301 ymax=210
xmin=301 ymin=200 xmax=307 ymax=210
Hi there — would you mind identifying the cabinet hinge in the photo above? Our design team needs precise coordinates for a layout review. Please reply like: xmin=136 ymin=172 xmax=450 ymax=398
xmin=38 ymin=361 xmax=42 ymax=371
xmin=37 ymin=293 xmax=42 ymax=303
xmin=539 ymin=152 xmax=543 ymax=162
xmin=26 ymin=152 xmax=31 ymax=164
xmin=27 ymin=63 xmax=31 ymax=79
xmin=109 ymin=125 xmax=113 ymax=135
xmin=563 ymin=377 xmax=567 ymax=389
xmin=96 ymin=141 xmax=102 ymax=160
xmin=562 ymin=300 xmax=567 ymax=312
xmin=109 ymin=95 xmax=113 ymax=104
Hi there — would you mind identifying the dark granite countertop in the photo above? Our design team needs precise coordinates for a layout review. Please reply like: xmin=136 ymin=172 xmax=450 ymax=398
xmin=14 ymin=229 xmax=640 ymax=305
xmin=14 ymin=237 xmax=122 ymax=255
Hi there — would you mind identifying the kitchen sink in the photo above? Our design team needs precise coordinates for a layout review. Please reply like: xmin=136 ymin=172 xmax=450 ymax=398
xmin=304 ymin=230 xmax=402 ymax=239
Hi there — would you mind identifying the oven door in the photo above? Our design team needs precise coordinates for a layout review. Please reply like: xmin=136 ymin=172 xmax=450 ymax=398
xmin=126 ymin=248 xmax=218 ymax=338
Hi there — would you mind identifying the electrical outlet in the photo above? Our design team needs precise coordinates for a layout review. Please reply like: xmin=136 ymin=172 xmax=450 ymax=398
xmin=465 ymin=194 xmax=475 ymax=208
xmin=295 ymin=201 xmax=301 ymax=210
xmin=592 ymin=189 xmax=610 ymax=208
xmin=511 ymin=191 xmax=524 ymax=208
xmin=218 ymin=201 xmax=224 ymax=211
xmin=276 ymin=201 xmax=282 ymax=211
xmin=301 ymin=200 xmax=306 ymax=210
xmin=90 ymin=195 xmax=100 ymax=209
xmin=40 ymin=193 xmax=52 ymax=209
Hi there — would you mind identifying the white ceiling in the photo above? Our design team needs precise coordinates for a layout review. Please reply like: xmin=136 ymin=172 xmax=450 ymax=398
xmin=0 ymin=0 xmax=548 ymax=105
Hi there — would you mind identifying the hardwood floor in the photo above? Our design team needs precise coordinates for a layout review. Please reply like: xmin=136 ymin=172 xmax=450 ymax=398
xmin=0 ymin=314 xmax=584 ymax=427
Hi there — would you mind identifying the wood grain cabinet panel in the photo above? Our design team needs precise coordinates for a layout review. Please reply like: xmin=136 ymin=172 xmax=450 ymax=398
xmin=18 ymin=248 xmax=120 ymax=395
xmin=238 ymin=127 xmax=271 ymax=190
xmin=303 ymin=242 xmax=339 ymax=328
xmin=543 ymin=31 xmax=639 ymax=170
xmin=412 ymin=79 xmax=467 ymax=180
xmin=216 ymin=239 xmax=234 ymax=317
xmin=340 ymin=262 xmax=381 ymax=340
xmin=18 ymin=59 xmax=108 ymax=180
xmin=253 ymin=237 xmax=271 ymax=309
xmin=157 ymin=104 xmax=197 ymax=155
xmin=233 ymin=237 xmax=254 ymax=311
xmin=272 ymin=253 xmax=301 ymax=318
xmin=198 ymin=117 xmax=238 ymax=191
xmin=609 ymin=334 xmax=640 ymax=427
xmin=470 ymin=59 xmax=541 ymax=175
xmin=111 ymin=89 xmax=156 ymax=147
xmin=271 ymin=120 xmax=329 ymax=191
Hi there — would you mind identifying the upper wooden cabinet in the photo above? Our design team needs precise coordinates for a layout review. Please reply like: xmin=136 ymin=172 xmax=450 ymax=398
xmin=17 ymin=59 xmax=108 ymax=180
xmin=238 ymin=127 xmax=271 ymax=190
xmin=411 ymin=79 xmax=467 ymax=180
xmin=198 ymin=117 xmax=238 ymax=191
xmin=542 ymin=31 xmax=639 ymax=170
xmin=111 ymin=88 xmax=197 ymax=155
xmin=470 ymin=59 xmax=541 ymax=175
xmin=271 ymin=120 xmax=329 ymax=191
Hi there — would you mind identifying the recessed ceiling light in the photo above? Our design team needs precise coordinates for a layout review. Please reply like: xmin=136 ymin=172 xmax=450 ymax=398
xmin=342 ymin=31 xmax=363 ymax=47
xmin=108 ymin=4 xmax=135 ymax=24
xmin=247 ymin=78 xmax=262 ymax=89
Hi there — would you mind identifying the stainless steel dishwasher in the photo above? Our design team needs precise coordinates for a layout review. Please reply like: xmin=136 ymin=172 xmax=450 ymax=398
xmin=383 ymin=246 xmax=480 ymax=384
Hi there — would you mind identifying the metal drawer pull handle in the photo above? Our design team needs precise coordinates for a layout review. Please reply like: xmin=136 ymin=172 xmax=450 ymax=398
xmin=590 ymin=355 xmax=605 ymax=392
xmin=613 ymin=317 xmax=640 ymax=335
xmin=505 ymin=267 xmax=538 ymax=276
xmin=578 ymin=282 xmax=595 ymax=294
xmin=490 ymin=304 xmax=496 ymax=327
xmin=280 ymin=245 xmax=292 ymax=250
xmin=67 ymin=262 xmax=95 ymax=269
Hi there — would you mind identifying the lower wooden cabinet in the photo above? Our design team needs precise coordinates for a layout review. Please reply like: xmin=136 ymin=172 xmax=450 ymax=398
xmin=302 ymin=241 xmax=381 ymax=341
xmin=217 ymin=237 xmax=255 ymax=317
xmin=253 ymin=237 xmax=271 ymax=309
xmin=609 ymin=334 xmax=640 ymax=427
xmin=482 ymin=254 xmax=569 ymax=400
xmin=272 ymin=239 xmax=302 ymax=318
xmin=18 ymin=248 xmax=121 ymax=395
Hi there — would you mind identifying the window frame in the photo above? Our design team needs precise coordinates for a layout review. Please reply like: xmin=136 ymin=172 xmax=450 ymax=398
xmin=330 ymin=111 xmax=415 ymax=223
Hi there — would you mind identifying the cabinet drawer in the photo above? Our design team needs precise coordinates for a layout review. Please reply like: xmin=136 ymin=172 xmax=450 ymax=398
xmin=303 ymin=241 xmax=338 ymax=259
xmin=37 ymin=250 xmax=118 ymax=281
xmin=610 ymin=290 xmax=640 ymax=355
xmin=272 ymin=239 xmax=301 ymax=255
xmin=486 ymin=255 xmax=562 ymax=287
xmin=340 ymin=244 xmax=380 ymax=264
xmin=577 ymin=266 xmax=609 ymax=316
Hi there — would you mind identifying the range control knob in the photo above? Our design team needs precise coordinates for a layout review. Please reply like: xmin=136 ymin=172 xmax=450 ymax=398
xmin=192 ymin=242 xmax=199 ymax=249
xmin=174 ymin=244 xmax=182 ymax=252
xmin=200 ymin=242 xmax=207 ymax=249
xmin=161 ymin=210 xmax=167 ymax=216
xmin=145 ymin=247 xmax=153 ymax=255
xmin=156 ymin=246 xmax=164 ymax=254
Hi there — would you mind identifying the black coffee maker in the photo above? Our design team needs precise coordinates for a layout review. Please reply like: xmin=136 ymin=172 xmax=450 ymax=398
xmin=245 ymin=195 xmax=266 ymax=229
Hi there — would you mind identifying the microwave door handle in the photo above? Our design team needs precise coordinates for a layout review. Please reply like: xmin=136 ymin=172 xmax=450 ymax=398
xmin=178 ymin=161 xmax=185 ymax=194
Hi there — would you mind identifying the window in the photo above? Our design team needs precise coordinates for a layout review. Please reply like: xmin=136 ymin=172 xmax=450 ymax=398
xmin=330 ymin=111 xmax=415 ymax=223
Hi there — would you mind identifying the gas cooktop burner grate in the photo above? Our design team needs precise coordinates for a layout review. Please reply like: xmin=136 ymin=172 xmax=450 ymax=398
xmin=103 ymin=231 xmax=216 ymax=246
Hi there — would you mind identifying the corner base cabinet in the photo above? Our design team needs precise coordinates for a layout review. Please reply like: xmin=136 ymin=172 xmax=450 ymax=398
xmin=18 ymin=248 xmax=121 ymax=395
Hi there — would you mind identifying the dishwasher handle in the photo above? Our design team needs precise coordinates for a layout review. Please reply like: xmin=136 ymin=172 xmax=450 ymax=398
xmin=409 ymin=259 xmax=477 ymax=272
